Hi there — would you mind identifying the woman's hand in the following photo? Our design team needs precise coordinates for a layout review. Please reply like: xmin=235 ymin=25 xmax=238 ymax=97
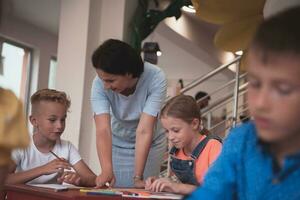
xmin=57 ymin=171 xmax=81 ymax=186
xmin=40 ymin=159 xmax=71 ymax=175
xmin=95 ymin=171 xmax=115 ymax=188
xmin=134 ymin=178 xmax=145 ymax=188
xmin=147 ymin=177 xmax=177 ymax=193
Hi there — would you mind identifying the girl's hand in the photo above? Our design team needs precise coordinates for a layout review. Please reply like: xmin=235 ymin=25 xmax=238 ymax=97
xmin=95 ymin=172 xmax=115 ymax=188
xmin=145 ymin=176 xmax=157 ymax=190
xmin=40 ymin=159 xmax=71 ymax=175
xmin=147 ymin=177 xmax=177 ymax=193
xmin=57 ymin=171 xmax=81 ymax=186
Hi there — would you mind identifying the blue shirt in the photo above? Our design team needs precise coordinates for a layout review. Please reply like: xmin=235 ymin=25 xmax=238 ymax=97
xmin=90 ymin=62 xmax=167 ymax=148
xmin=186 ymin=121 xmax=300 ymax=200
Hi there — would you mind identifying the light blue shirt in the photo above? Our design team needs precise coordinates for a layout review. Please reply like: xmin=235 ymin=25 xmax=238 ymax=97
xmin=186 ymin=121 xmax=300 ymax=200
xmin=91 ymin=62 xmax=167 ymax=147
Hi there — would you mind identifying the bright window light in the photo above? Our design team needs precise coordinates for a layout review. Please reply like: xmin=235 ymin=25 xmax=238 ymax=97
xmin=0 ymin=42 xmax=25 ymax=97
xmin=48 ymin=58 xmax=57 ymax=89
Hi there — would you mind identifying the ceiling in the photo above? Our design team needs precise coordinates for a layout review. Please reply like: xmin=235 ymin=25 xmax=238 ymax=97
xmin=3 ymin=0 xmax=299 ymax=38
xmin=5 ymin=0 xmax=60 ymax=35
xmin=4 ymin=0 xmax=217 ymax=38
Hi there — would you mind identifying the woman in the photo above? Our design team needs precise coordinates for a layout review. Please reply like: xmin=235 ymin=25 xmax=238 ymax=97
xmin=90 ymin=39 xmax=167 ymax=188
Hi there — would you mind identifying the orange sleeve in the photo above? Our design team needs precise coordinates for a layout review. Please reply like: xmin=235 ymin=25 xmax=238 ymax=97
xmin=207 ymin=140 xmax=222 ymax=166
xmin=194 ymin=139 xmax=222 ymax=183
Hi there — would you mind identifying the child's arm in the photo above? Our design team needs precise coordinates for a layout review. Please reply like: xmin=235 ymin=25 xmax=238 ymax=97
xmin=147 ymin=177 xmax=197 ymax=195
xmin=145 ymin=176 xmax=157 ymax=190
xmin=6 ymin=159 xmax=71 ymax=184
xmin=59 ymin=160 xmax=96 ymax=187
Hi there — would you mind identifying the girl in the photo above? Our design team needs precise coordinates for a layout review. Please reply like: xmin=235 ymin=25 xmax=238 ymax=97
xmin=145 ymin=95 xmax=222 ymax=194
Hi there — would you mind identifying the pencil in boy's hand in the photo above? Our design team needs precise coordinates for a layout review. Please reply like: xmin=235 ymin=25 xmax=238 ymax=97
xmin=49 ymin=150 xmax=63 ymax=160
xmin=49 ymin=150 xmax=73 ymax=170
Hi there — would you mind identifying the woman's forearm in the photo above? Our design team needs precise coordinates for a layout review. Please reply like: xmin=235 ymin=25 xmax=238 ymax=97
xmin=134 ymin=129 xmax=153 ymax=177
xmin=96 ymin=130 xmax=113 ymax=174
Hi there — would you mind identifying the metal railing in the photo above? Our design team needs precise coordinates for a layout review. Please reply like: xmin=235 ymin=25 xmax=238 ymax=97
xmin=180 ymin=56 xmax=241 ymax=94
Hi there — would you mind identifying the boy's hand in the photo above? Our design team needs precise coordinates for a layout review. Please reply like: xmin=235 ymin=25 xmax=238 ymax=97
xmin=57 ymin=171 xmax=81 ymax=186
xmin=145 ymin=176 xmax=157 ymax=190
xmin=147 ymin=177 xmax=177 ymax=193
xmin=40 ymin=158 xmax=71 ymax=175
xmin=95 ymin=172 xmax=115 ymax=188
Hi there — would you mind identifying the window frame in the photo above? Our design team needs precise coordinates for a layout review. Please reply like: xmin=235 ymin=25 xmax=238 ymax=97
xmin=0 ymin=36 xmax=33 ymax=116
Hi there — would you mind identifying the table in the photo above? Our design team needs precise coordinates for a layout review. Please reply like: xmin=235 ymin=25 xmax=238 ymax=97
xmin=4 ymin=184 xmax=119 ymax=200
xmin=4 ymin=184 xmax=180 ymax=200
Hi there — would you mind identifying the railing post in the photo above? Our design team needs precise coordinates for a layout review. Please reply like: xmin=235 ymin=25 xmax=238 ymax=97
xmin=232 ymin=60 xmax=240 ymax=127
xmin=207 ymin=112 xmax=212 ymax=129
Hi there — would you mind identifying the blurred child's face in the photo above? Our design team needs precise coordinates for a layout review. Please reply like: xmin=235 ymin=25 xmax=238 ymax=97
xmin=96 ymin=69 xmax=136 ymax=95
xmin=161 ymin=115 xmax=199 ymax=149
xmin=30 ymin=101 xmax=67 ymax=142
xmin=247 ymin=50 xmax=300 ymax=143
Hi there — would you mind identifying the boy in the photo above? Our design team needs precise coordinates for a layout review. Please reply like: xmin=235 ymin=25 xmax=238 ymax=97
xmin=186 ymin=6 xmax=300 ymax=199
xmin=6 ymin=89 xmax=96 ymax=186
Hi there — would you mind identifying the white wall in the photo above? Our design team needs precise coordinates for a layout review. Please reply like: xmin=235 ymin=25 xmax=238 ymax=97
xmin=56 ymin=0 xmax=129 ymax=173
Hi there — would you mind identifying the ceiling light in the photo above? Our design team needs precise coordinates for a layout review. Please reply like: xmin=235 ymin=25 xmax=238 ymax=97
xmin=182 ymin=5 xmax=196 ymax=13
xmin=142 ymin=42 xmax=161 ymax=54
xmin=142 ymin=42 xmax=162 ymax=64
xmin=235 ymin=51 xmax=243 ymax=56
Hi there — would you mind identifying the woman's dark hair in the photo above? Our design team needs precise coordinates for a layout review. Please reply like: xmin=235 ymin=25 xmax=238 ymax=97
xmin=161 ymin=94 xmax=201 ymax=124
xmin=92 ymin=39 xmax=144 ymax=78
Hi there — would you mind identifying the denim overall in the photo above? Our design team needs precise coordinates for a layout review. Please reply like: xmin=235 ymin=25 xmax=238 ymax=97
xmin=169 ymin=135 xmax=222 ymax=185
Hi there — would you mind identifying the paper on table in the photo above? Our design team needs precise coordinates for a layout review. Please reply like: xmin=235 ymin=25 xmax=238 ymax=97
xmin=62 ymin=182 xmax=86 ymax=189
xmin=27 ymin=183 xmax=68 ymax=192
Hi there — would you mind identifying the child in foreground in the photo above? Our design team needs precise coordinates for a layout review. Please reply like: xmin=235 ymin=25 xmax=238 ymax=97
xmin=6 ymin=89 xmax=96 ymax=186
xmin=0 ymin=88 xmax=29 ymax=192
xmin=186 ymin=6 xmax=300 ymax=200
xmin=145 ymin=95 xmax=222 ymax=194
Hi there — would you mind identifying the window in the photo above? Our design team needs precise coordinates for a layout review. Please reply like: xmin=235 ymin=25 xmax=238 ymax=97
xmin=0 ymin=38 xmax=32 ymax=110
xmin=48 ymin=57 xmax=57 ymax=89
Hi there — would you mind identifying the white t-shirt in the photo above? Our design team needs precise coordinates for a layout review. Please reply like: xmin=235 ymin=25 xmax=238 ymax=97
xmin=11 ymin=136 xmax=82 ymax=184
